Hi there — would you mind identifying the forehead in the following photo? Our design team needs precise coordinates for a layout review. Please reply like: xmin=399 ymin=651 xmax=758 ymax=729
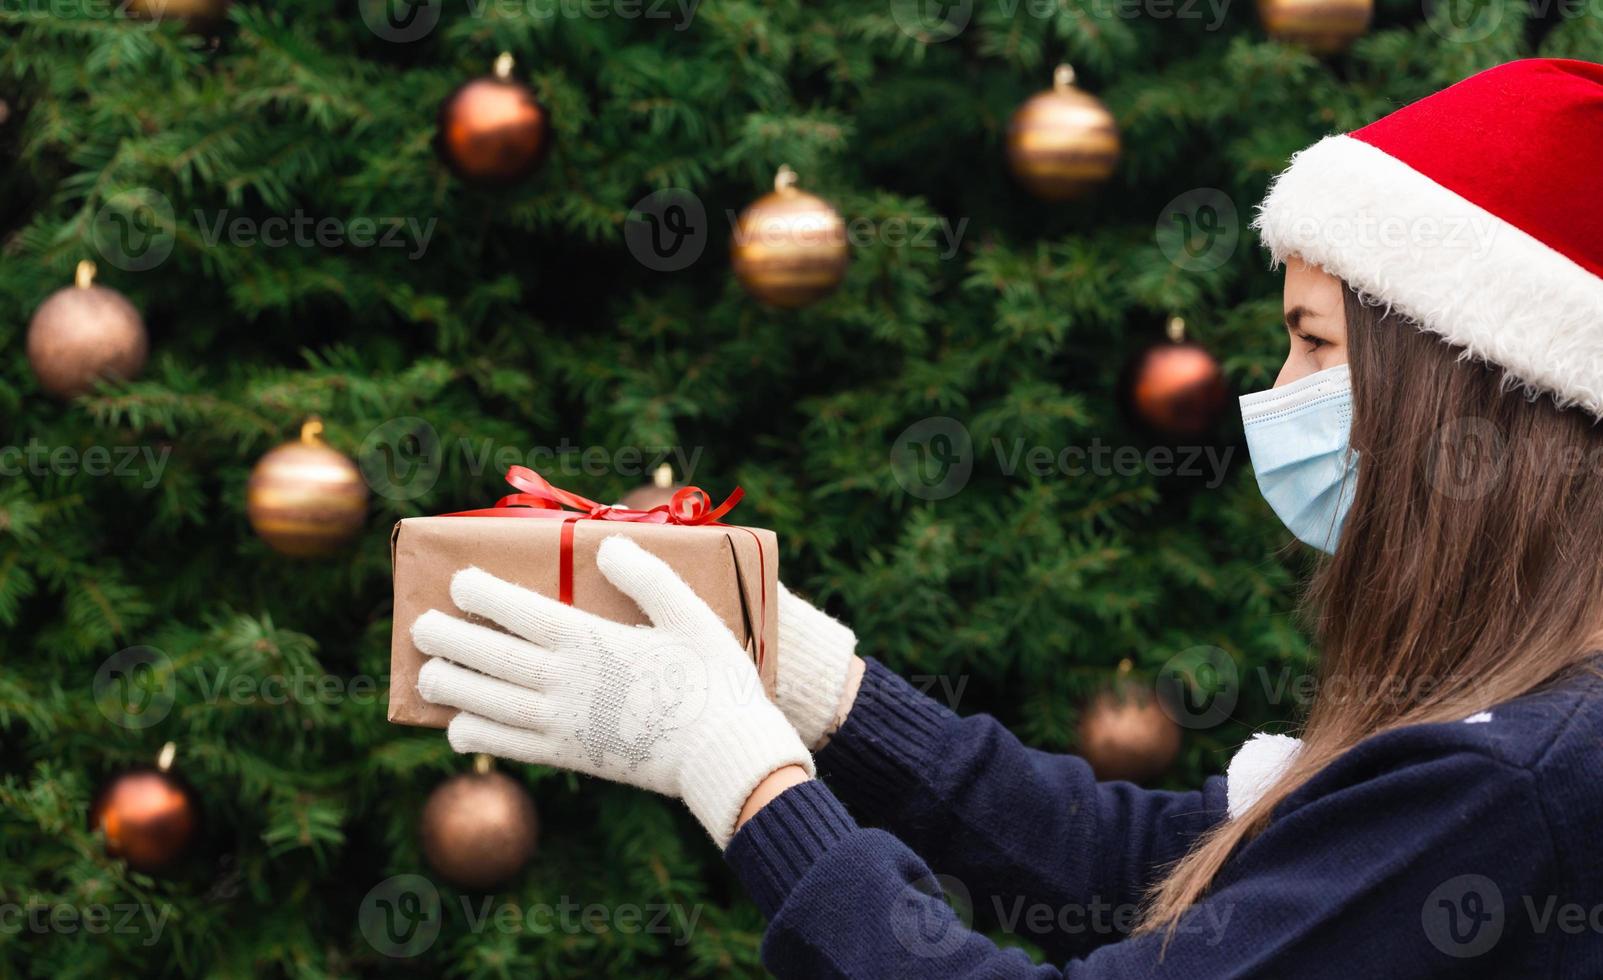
xmin=1283 ymin=257 xmax=1344 ymax=311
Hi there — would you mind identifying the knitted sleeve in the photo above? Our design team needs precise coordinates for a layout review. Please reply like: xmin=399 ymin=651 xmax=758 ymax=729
xmin=812 ymin=658 xmax=1227 ymax=959
xmin=726 ymin=743 xmax=1554 ymax=978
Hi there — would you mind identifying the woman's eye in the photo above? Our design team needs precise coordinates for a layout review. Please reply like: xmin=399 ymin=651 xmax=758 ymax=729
xmin=1296 ymin=332 xmax=1327 ymax=351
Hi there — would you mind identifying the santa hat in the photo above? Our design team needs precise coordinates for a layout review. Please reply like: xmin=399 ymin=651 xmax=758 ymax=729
xmin=1252 ymin=59 xmax=1603 ymax=418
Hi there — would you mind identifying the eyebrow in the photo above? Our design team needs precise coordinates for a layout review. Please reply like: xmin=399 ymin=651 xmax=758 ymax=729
xmin=1283 ymin=305 xmax=1315 ymax=331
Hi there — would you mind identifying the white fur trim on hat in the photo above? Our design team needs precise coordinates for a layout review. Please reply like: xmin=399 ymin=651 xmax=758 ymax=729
xmin=1253 ymin=134 xmax=1603 ymax=419
xmin=1226 ymin=733 xmax=1303 ymax=820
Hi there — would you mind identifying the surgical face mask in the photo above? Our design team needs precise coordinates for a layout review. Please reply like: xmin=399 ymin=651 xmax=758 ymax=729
xmin=1239 ymin=364 xmax=1357 ymax=554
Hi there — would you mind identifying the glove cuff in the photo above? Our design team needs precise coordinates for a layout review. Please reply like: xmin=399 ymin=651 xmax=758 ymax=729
xmin=680 ymin=699 xmax=815 ymax=849
xmin=775 ymin=585 xmax=858 ymax=749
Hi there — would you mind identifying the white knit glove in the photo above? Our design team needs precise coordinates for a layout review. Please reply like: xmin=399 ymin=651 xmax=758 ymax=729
xmin=775 ymin=583 xmax=859 ymax=750
xmin=411 ymin=536 xmax=814 ymax=848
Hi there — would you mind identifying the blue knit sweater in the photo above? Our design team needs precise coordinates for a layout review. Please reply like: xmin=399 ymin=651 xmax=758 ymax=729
xmin=724 ymin=658 xmax=1603 ymax=977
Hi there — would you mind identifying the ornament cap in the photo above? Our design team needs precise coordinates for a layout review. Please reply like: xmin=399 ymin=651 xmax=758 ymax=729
xmin=651 ymin=462 xmax=674 ymax=489
xmin=157 ymin=741 xmax=176 ymax=772
xmin=493 ymin=52 xmax=514 ymax=80
xmin=299 ymin=417 xmax=325 ymax=445
xmin=75 ymin=260 xmax=97 ymax=289
xmin=774 ymin=164 xmax=799 ymax=194
xmin=473 ymin=753 xmax=493 ymax=775
xmin=1117 ymin=657 xmax=1134 ymax=675
xmin=1053 ymin=64 xmax=1077 ymax=92
xmin=1167 ymin=316 xmax=1186 ymax=343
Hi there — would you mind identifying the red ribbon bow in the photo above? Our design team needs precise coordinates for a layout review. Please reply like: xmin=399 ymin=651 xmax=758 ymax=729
xmin=444 ymin=467 xmax=765 ymax=666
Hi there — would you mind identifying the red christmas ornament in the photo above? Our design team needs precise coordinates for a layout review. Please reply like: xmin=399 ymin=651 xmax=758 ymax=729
xmin=90 ymin=743 xmax=198 ymax=874
xmin=1125 ymin=317 xmax=1229 ymax=439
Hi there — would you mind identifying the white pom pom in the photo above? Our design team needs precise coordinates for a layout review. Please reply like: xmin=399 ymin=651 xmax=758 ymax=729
xmin=1226 ymin=733 xmax=1303 ymax=820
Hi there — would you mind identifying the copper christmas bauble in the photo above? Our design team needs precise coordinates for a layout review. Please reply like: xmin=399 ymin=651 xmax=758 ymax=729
xmin=123 ymin=0 xmax=231 ymax=27
xmin=420 ymin=766 xmax=540 ymax=890
xmin=27 ymin=263 xmax=148 ymax=400
xmin=619 ymin=462 xmax=681 ymax=511
xmin=1006 ymin=65 xmax=1120 ymax=202
xmin=246 ymin=420 xmax=369 ymax=557
xmin=437 ymin=53 xmax=551 ymax=184
xmin=90 ymin=767 xmax=197 ymax=873
xmin=1257 ymin=0 xmax=1373 ymax=54
xmin=1125 ymin=319 xmax=1229 ymax=439
xmin=1077 ymin=684 xmax=1182 ymax=783
xmin=730 ymin=165 xmax=848 ymax=308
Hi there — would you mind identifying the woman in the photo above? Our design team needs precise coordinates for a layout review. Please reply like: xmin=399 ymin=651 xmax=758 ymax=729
xmin=410 ymin=59 xmax=1603 ymax=976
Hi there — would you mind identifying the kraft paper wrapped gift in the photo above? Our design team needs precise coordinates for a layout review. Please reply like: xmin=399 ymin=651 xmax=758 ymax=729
xmin=388 ymin=470 xmax=778 ymax=729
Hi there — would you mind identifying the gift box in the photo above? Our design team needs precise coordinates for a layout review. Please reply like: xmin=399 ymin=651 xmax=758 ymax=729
xmin=388 ymin=467 xmax=778 ymax=729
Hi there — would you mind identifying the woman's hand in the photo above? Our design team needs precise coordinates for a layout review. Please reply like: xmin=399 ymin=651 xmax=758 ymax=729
xmin=411 ymin=535 xmax=814 ymax=848
xmin=774 ymin=585 xmax=866 ymax=749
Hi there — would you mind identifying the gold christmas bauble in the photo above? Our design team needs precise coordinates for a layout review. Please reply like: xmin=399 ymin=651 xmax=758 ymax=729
xmin=420 ymin=760 xmax=540 ymax=891
xmin=1077 ymin=669 xmax=1182 ymax=783
xmin=437 ymin=53 xmax=551 ymax=185
xmin=26 ymin=262 xmax=148 ymax=400
xmin=1257 ymin=0 xmax=1373 ymax=54
xmin=730 ymin=165 xmax=848 ymax=308
xmin=1006 ymin=65 xmax=1120 ymax=202
xmin=90 ymin=744 xmax=198 ymax=874
xmin=246 ymin=419 xmax=369 ymax=557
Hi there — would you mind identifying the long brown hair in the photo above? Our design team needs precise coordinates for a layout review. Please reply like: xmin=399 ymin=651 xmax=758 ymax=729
xmin=1139 ymin=285 xmax=1603 ymax=935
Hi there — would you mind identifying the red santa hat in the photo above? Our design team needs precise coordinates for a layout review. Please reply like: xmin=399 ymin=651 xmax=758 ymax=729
xmin=1253 ymin=58 xmax=1603 ymax=417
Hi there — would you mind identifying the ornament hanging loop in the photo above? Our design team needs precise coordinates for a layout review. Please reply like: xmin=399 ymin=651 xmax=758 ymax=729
xmin=493 ymin=52 xmax=514 ymax=80
xmin=300 ymin=417 xmax=325 ymax=445
xmin=473 ymin=753 xmax=493 ymax=775
xmin=75 ymin=260 xmax=97 ymax=289
xmin=651 ymin=462 xmax=673 ymax=489
xmin=1167 ymin=316 xmax=1186 ymax=342
xmin=1053 ymin=64 xmax=1077 ymax=92
xmin=774 ymin=164 xmax=799 ymax=194
xmin=157 ymin=741 xmax=177 ymax=772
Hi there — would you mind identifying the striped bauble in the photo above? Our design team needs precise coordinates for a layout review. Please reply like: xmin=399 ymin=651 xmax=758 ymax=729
xmin=1257 ymin=0 xmax=1373 ymax=55
xmin=1005 ymin=65 xmax=1120 ymax=203
xmin=246 ymin=419 xmax=368 ymax=558
xmin=730 ymin=165 xmax=848 ymax=309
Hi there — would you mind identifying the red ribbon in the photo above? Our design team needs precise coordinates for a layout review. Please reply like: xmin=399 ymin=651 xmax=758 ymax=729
xmin=444 ymin=466 xmax=766 ymax=667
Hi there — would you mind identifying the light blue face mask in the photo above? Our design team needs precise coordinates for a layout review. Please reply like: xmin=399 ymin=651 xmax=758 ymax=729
xmin=1239 ymin=363 xmax=1358 ymax=554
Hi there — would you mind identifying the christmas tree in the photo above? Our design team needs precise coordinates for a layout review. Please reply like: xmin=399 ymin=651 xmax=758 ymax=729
xmin=3 ymin=0 xmax=1594 ymax=975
